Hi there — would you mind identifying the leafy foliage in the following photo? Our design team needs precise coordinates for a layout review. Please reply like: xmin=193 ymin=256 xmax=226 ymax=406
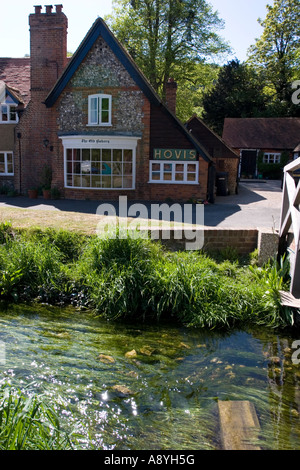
xmin=106 ymin=0 xmax=229 ymax=98
xmin=202 ymin=60 xmax=268 ymax=135
xmin=248 ymin=0 xmax=300 ymax=115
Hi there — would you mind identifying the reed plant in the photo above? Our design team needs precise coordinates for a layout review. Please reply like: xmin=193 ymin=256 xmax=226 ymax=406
xmin=0 ymin=384 xmax=74 ymax=450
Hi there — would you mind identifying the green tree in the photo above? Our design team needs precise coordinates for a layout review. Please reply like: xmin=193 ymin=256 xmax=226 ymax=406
xmin=248 ymin=0 xmax=300 ymax=106
xmin=105 ymin=0 xmax=229 ymax=98
xmin=201 ymin=60 xmax=268 ymax=135
xmin=175 ymin=62 xmax=220 ymax=122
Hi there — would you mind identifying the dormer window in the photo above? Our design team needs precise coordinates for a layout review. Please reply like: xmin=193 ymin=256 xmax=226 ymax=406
xmin=88 ymin=94 xmax=112 ymax=126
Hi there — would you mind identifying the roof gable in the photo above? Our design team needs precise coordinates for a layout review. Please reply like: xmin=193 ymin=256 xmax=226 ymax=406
xmin=45 ymin=18 xmax=212 ymax=163
xmin=223 ymin=117 xmax=300 ymax=150
xmin=45 ymin=18 xmax=161 ymax=108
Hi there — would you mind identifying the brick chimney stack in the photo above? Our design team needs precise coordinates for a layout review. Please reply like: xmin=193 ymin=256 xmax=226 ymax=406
xmin=29 ymin=5 xmax=68 ymax=97
xmin=165 ymin=78 xmax=178 ymax=115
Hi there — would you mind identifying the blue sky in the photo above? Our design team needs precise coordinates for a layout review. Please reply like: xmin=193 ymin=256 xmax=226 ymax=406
xmin=1 ymin=0 xmax=272 ymax=62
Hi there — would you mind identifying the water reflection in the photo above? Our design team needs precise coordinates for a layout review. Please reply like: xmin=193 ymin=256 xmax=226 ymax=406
xmin=0 ymin=305 xmax=300 ymax=450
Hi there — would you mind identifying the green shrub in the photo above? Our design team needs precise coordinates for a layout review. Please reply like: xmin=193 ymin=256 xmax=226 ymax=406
xmin=0 ymin=223 xmax=293 ymax=330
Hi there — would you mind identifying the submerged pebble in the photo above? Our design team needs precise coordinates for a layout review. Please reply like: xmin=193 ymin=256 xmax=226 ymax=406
xmin=98 ymin=354 xmax=115 ymax=364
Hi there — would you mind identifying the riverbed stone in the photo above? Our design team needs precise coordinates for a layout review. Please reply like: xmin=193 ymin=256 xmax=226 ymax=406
xmin=125 ymin=349 xmax=137 ymax=359
xmin=140 ymin=346 xmax=156 ymax=356
xmin=98 ymin=354 xmax=115 ymax=364
xmin=112 ymin=385 xmax=134 ymax=397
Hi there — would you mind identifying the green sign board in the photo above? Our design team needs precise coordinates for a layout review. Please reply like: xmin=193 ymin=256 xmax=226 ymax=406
xmin=153 ymin=149 xmax=197 ymax=161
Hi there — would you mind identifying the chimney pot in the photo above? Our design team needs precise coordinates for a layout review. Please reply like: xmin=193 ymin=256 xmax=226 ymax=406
xmin=34 ymin=5 xmax=42 ymax=14
xmin=45 ymin=5 xmax=53 ymax=14
xmin=55 ymin=4 xmax=63 ymax=13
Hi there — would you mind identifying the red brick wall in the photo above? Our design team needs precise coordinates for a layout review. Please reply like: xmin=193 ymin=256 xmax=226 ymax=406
xmin=158 ymin=228 xmax=258 ymax=254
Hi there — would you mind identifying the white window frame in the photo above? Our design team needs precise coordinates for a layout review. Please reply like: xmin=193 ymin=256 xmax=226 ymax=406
xmin=0 ymin=151 xmax=14 ymax=175
xmin=60 ymin=135 xmax=139 ymax=190
xmin=149 ymin=160 xmax=199 ymax=185
xmin=263 ymin=153 xmax=281 ymax=164
xmin=87 ymin=94 xmax=112 ymax=127
xmin=0 ymin=103 xmax=18 ymax=124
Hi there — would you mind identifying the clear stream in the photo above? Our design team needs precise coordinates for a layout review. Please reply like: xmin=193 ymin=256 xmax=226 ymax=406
xmin=0 ymin=304 xmax=300 ymax=450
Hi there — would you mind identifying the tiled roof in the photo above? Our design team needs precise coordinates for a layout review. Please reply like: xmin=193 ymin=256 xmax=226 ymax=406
xmin=0 ymin=58 xmax=31 ymax=105
xmin=222 ymin=117 xmax=300 ymax=150
xmin=186 ymin=115 xmax=239 ymax=159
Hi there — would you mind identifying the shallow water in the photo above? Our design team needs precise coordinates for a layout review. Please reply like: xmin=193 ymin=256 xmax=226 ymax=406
xmin=0 ymin=304 xmax=300 ymax=450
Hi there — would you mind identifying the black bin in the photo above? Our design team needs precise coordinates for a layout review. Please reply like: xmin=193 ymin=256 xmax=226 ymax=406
xmin=216 ymin=172 xmax=229 ymax=196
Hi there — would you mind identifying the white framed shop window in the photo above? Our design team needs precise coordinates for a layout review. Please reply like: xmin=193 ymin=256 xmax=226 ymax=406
xmin=149 ymin=160 xmax=199 ymax=184
xmin=60 ymin=135 xmax=139 ymax=190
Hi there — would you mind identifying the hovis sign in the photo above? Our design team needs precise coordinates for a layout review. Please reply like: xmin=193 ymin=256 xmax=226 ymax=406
xmin=153 ymin=149 xmax=197 ymax=161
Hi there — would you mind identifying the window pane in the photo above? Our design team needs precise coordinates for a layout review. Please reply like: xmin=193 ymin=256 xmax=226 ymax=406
xmin=91 ymin=176 xmax=101 ymax=187
xmin=113 ymin=162 xmax=122 ymax=174
xmin=90 ymin=97 xmax=98 ymax=124
xmin=1 ymin=105 xmax=8 ymax=121
xmin=102 ymin=149 xmax=111 ymax=162
xmin=81 ymin=161 xmax=91 ymax=174
xmin=66 ymin=174 xmax=73 ymax=186
xmin=102 ymin=98 xmax=110 ymax=111
xmin=152 ymin=172 xmax=160 ymax=180
xmin=123 ymin=176 xmax=132 ymax=188
xmin=0 ymin=153 xmax=4 ymax=163
xmin=67 ymin=149 xmax=73 ymax=161
xmin=74 ymin=162 xmax=81 ymax=174
xmin=92 ymin=149 xmax=101 ymax=161
xmin=102 ymin=175 xmax=112 ymax=188
xmin=92 ymin=162 xmax=101 ymax=174
xmin=82 ymin=149 xmax=90 ymax=161
xmin=73 ymin=176 xmax=81 ymax=187
xmin=82 ymin=175 xmax=91 ymax=187
xmin=113 ymin=176 xmax=122 ymax=188
xmin=113 ymin=149 xmax=122 ymax=162
xmin=102 ymin=162 xmax=112 ymax=175
xmin=176 ymin=164 xmax=184 ymax=172
xmin=175 ymin=173 xmax=184 ymax=181
xmin=187 ymin=173 xmax=196 ymax=182
xmin=123 ymin=163 xmax=132 ymax=174
xmin=9 ymin=106 xmax=17 ymax=121
xmin=74 ymin=149 xmax=81 ymax=161
xmin=101 ymin=110 xmax=109 ymax=124
xmin=187 ymin=164 xmax=196 ymax=172
xmin=0 ymin=163 xmax=4 ymax=173
xmin=124 ymin=150 xmax=132 ymax=162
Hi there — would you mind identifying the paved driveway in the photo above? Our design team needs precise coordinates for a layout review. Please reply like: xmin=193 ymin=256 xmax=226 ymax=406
xmin=0 ymin=180 xmax=283 ymax=231
xmin=206 ymin=180 xmax=283 ymax=230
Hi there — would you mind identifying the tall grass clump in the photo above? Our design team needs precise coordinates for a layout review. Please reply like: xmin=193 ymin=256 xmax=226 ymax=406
xmin=0 ymin=233 xmax=73 ymax=304
xmin=75 ymin=231 xmax=288 ymax=329
xmin=0 ymin=383 xmax=75 ymax=450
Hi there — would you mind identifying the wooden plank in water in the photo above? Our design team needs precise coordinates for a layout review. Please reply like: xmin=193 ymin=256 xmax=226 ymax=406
xmin=280 ymin=290 xmax=300 ymax=308
xmin=218 ymin=401 xmax=261 ymax=450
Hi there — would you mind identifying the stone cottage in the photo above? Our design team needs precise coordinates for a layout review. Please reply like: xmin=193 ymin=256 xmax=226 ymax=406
xmin=0 ymin=5 xmax=228 ymax=203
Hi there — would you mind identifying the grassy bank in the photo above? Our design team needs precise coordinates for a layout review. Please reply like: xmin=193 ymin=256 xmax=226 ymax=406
xmin=0 ymin=221 xmax=293 ymax=329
